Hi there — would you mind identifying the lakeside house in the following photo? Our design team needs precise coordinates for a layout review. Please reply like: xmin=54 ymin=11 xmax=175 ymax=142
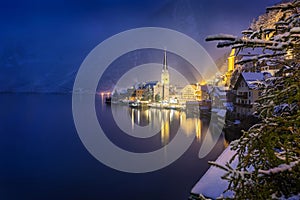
xmin=181 ymin=84 xmax=197 ymax=102
xmin=232 ymin=72 xmax=269 ymax=119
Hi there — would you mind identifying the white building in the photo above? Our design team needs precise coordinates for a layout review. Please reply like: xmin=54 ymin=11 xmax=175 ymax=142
xmin=233 ymin=72 xmax=267 ymax=118
xmin=181 ymin=84 xmax=197 ymax=101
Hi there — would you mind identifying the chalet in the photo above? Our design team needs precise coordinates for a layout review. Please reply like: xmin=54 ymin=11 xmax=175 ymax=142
xmin=233 ymin=72 xmax=267 ymax=118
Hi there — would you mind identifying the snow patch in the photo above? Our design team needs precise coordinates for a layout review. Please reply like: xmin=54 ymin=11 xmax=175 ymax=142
xmin=206 ymin=34 xmax=237 ymax=41
xmin=258 ymin=160 xmax=300 ymax=175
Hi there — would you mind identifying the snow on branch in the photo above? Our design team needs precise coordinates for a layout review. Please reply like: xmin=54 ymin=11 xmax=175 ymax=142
xmin=216 ymin=37 xmax=285 ymax=50
xmin=275 ymin=21 xmax=289 ymax=26
xmin=266 ymin=1 xmax=297 ymax=12
xmin=242 ymin=29 xmax=254 ymax=35
xmin=232 ymin=44 xmax=244 ymax=49
xmin=286 ymin=14 xmax=300 ymax=24
xmin=236 ymin=56 xmax=258 ymax=64
xmin=258 ymin=53 xmax=286 ymax=59
xmin=249 ymin=30 xmax=262 ymax=39
xmin=290 ymin=27 xmax=300 ymax=34
xmin=217 ymin=41 xmax=237 ymax=48
xmin=258 ymin=160 xmax=300 ymax=175
xmin=236 ymin=53 xmax=285 ymax=65
xmin=263 ymin=28 xmax=276 ymax=33
xmin=205 ymin=34 xmax=237 ymax=41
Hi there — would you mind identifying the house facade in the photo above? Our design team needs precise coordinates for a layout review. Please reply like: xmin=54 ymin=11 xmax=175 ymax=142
xmin=181 ymin=84 xmax=197 ymax=102
xmin=233 ymin=72 xmax=266 ymax=118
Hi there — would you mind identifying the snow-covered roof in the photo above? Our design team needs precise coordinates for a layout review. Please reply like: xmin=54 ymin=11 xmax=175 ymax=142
xmin=242 ymin=72 xmax=264 ymax=81
xmin=217 ymin=109 xmax=226 ymax=118
xmin=143 ymin=81 xmax=158 ymax=89
xmin=211 ymin=108 xmax=220 ymax=113
xmin=247 ymin=81 xmax=265 ymax=89
xmin=223 ymin=102 xmax=234 ymax=112
xmin=233 ymin=72 xmax=266 ymax=90
xmin=242 ymin=72 xmax=266 ymax=89
xmin=215 ymin=90 xmax=227 ymax=97
xmin=213 ymin=86 xmax=228 ymax=97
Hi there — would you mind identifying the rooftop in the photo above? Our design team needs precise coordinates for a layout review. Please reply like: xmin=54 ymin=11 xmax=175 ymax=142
xmin=241 ymin=72 xmax=264 ymax=81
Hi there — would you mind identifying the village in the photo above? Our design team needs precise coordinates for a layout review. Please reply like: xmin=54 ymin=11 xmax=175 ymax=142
xmin=103 ymin=47 xmax=279 ymax=131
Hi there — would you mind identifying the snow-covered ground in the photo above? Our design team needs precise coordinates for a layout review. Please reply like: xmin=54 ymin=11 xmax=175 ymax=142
xmin=191 ymin=146 xmax=237 ymax=199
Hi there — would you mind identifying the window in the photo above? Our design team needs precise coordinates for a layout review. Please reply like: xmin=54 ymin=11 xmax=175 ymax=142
xmin=249 ymin=91 xmax=251 ymax=97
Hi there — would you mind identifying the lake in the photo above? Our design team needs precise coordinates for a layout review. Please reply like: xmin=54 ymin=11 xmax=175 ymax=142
xmin=0 ymin=94 xmax=232 ymax=200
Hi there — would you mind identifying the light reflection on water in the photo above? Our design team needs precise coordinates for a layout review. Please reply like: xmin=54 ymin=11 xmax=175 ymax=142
xmin=111 ymin=104 xmax=205 ymax=146
xmin=0 ymin=94 xmax=234 ymax=200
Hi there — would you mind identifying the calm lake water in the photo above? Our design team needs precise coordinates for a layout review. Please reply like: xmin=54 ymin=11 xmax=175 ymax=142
xmin=0 ymin=94 xmax=230 ymax=200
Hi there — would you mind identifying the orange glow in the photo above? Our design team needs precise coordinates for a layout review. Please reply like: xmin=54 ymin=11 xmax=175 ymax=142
xmin=224 ymin=140 xmax=229 ymax=148
xmin=200 ymin=80 xmax=207 ymax=85
xmin=161 ymin=120 xmax=170 ymax=145
xmin=99 ymin=91 xmax=111 ymax=96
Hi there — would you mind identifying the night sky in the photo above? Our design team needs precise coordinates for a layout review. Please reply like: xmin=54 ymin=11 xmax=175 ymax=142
xmin=0 ymin=0 xmax=280 ymax=92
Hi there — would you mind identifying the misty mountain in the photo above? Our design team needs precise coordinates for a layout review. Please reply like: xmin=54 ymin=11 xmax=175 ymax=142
xmin=0 ymin=0 xmax=277 ymax=93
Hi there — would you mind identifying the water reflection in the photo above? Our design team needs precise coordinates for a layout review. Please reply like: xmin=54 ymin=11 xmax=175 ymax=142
xmin=0 ymin=94 xmax=228 ymax=200
xmin=109 ymin=103 xmax=240 ymax=154
xmin=129 ymin=107 xmax=203 ymax=145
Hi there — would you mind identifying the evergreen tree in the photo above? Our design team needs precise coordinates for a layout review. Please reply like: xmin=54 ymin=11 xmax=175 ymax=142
xmin=206 ymin=1 xmax=300 ymax=199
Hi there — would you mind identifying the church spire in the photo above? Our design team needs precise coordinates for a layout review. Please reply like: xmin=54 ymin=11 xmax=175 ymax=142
xmin=163 ymin=49 xmax=168 ymax=71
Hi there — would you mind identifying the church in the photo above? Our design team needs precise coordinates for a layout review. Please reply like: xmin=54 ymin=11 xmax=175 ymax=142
xmin=153 ymin=50 xmax=170 ymax=102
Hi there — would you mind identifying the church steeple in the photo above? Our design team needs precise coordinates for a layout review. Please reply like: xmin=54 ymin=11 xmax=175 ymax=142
xmin=163 ymin=49 xmax=168 ymax=71
xmin=161 ymin=50 xmax=170 ymax=101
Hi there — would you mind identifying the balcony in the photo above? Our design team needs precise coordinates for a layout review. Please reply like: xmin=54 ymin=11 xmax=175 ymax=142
xmin=236 ymin=94 xmax=248 ymax=99
xmin=233 ymin=102 xmax=252 ymax=108
xmin=236 ymin=92 xmax=249 ymax=99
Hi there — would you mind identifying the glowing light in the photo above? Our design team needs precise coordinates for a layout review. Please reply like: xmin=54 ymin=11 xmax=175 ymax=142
xmin=145 ymin=109 xmax=149 ymax=120
xmin=195 ymin=119 xmax=201 ymax=142
xmin=224 ymin=140 xmax=229 ymax=148
xmin=137 ymin=110 xmax=140 ymax=125
xmin=200 ymin=80 xmax=207 ymax=85
xmin=161 ymin=120 xmax=170 ymax=145
xmin=131 ymin=109 xmax=134 ymax=129
xmin=170 ymin=109 xmax=174 ymax=121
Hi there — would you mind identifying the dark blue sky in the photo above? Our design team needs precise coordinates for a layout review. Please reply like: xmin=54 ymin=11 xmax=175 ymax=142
xmin=0 ymin=0 xmax=279 ymax=92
